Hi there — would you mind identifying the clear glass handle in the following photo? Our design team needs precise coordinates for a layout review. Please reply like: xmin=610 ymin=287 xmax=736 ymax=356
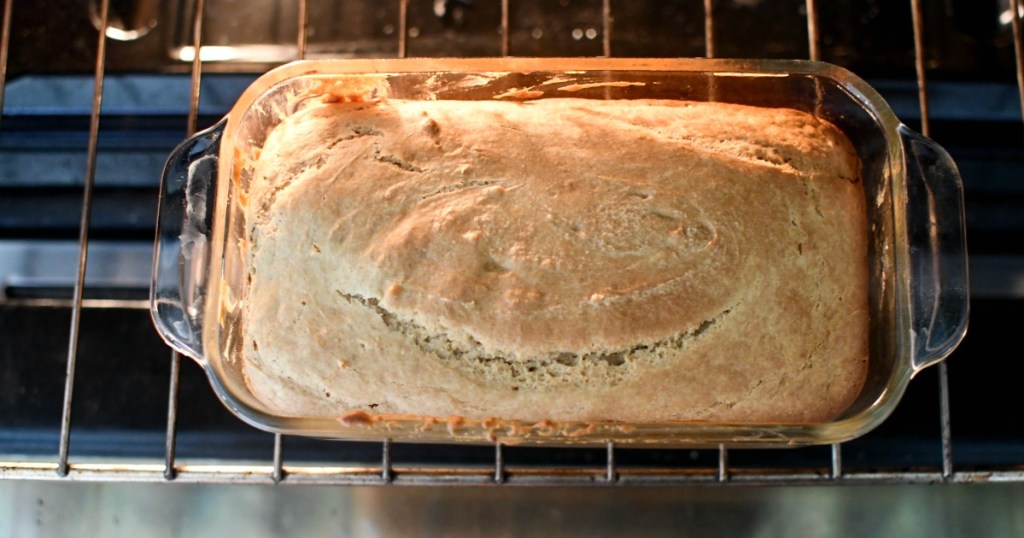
xmin=899 ymin=125 xmax=969 ymax=373
xmin=149 ymin=120 xmax=226 ymax=362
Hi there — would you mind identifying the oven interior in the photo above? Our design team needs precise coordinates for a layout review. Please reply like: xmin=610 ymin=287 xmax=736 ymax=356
xmin=1 ymin=0 xmax=1023 ymax=484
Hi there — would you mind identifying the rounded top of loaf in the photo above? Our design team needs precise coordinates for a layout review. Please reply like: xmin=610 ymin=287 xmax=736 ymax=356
xmin=248 ymin=98 xmax=862 ymax=361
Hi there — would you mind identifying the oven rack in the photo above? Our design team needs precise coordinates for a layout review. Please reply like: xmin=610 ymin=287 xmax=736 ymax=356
xmin=1 ymin=0 xmax=1023 ymax=486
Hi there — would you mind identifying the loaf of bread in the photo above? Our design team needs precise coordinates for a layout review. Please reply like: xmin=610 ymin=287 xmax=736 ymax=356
xmin=241 ymin=96 xmax=868 ymax=425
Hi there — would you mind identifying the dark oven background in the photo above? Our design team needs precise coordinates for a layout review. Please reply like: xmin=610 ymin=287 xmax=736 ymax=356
xmin=1 ymin=0 xmax=1022 ymax=483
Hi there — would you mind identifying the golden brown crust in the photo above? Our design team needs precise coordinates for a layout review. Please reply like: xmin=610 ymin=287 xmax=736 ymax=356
xmin=242 ymin=98 xmax=868 ymax=424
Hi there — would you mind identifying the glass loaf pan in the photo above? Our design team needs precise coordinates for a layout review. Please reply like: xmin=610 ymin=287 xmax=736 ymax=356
xmin=151 ymin=58 xmax=968 ymax=447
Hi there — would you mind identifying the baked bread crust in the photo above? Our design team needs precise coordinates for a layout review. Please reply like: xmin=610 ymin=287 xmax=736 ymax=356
xmin=242 ymin=98 xmax=868 ymax=423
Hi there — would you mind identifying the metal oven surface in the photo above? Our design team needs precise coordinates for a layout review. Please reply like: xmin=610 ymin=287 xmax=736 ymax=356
xmin=1 ymin=0 xmax=1023 ymax=485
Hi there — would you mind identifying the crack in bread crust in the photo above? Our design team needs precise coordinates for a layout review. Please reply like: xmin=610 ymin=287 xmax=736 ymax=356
xmin=335 ymin=290 xmax=735 ymax=389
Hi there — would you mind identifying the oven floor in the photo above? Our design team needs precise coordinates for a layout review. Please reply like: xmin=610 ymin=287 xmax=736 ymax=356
xmin=1 ymin=481 xmax=1022 ymax=537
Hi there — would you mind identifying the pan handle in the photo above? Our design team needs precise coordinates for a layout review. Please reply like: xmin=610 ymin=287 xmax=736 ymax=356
xmin=899 ymin=125 xmax=969 ymax=374
xmin=149 ymin=120 xmax=227 ymax=363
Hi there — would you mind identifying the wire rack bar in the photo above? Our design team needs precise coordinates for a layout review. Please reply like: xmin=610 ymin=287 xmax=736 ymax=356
xmin=703 ymin=0 xmax=714 ymax=58
xmin=717 ymin=444 xmax=728 ymax=483
xmin=805 ymin=0 xmax=820 ymax=61
xmin=909 ymin=0 xmax=955 ymax=478
xmin=162 ymin=0 xmax=205 ymax=483
xmin=602 ymin=440 xmax=618 ymax=481
xmin=0 ymin=298 xmax=149 ymax=310
xmin=910 ymin=0 xmax=930 ymax=137
xmin=398 ymin=0 xmax=409 ymax=59
xmin=825 ymin=0 xmax=839 ymax=448
xmin=185 ymin=0 xmax=204 ymax=137
xmin=381 ymin=438 xmax=393 ymax=483
xmin=1012 ymin=0 xmax=1024 ymax=129
xmin=163 ymin=351 xmax=180 ymax=480
xmin=272 ymin=434 xmax=284 ymax=483
xmin=500 ymin=0 xmax=509 ymax=56
xmin=705 ymin=0 xmax=717 ymax=101
xmin=939 ymin=361 xmax=953 ymax=478
xmin=803 ymin=2 xmax=834 ymax=472
xmin=0 ymin=0 xmax=15 ymax=132
xmin=56 ymin=0 xmax=110 ymax=478
xmin=606 ymin=442 xmax=617 ymax=483
xmin=602 ymin=0 xmax=612 ymax=57
xmin=495 ymin=442 xmax=506 ymax=483
xmin=831 ymin=443 xmax=843 ymax=479
xmin=6 ymin=461 xmax=1022 ymax=485
xmin=297 ymin=0 xmax=308 ymax=60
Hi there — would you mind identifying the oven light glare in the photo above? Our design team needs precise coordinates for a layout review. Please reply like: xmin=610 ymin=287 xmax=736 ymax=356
xmin=178 ymin=46 xmax=241 ymax=62
xmin=176 ymin=45 xmax=300 ymax=63
xmin=713 ymin=72 xmax=789 ymax=78
xmin=999 ymin=4 xmax=1024 ymax=26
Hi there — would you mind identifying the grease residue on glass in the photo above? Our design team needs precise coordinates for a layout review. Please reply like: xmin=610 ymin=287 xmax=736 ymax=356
xmin=493 ymin=88 xmax=546 ymax=100
xmin=557 ymin=81 xmax=647 ymax=92
xmin=302 ymin=76 xmax=389 ymax=104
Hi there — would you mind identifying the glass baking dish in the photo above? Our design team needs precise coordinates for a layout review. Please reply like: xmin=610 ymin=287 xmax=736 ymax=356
xmin=151 ymin=58 xmax=968 ymax=447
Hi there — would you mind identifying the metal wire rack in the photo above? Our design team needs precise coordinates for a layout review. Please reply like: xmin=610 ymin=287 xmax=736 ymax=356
xmin=1 ymin=0 xmax=1023 ymax=485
